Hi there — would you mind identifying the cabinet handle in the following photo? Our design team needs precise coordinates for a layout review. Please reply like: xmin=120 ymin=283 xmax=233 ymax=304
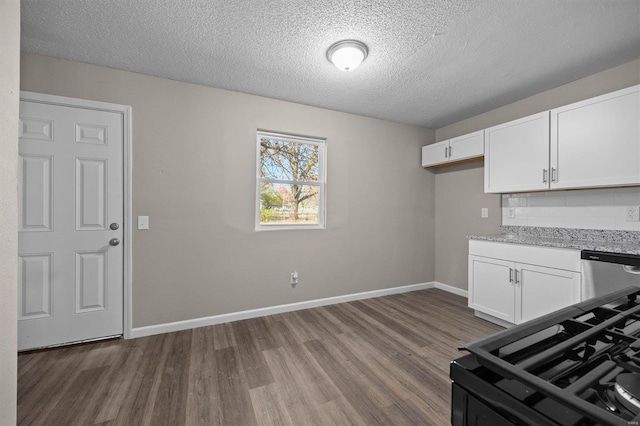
xmin=448 ymin=146 xmax=452 ymax=158
xmin=551 ymin=168 xmax=557 ymax=183
xmin=444 ymin=146 xmax=448 ymax=158
xmin=509 ymin=268 xmax=514 ymax=283
xmin=515 ymin=269 xmax=520 ymax=285
xmin=542 ymin=169 xmax=548 ymax=183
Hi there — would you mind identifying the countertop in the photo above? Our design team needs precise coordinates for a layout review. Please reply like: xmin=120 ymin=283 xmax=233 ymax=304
xmin=468 ymin=226 xmax=640 ymax=256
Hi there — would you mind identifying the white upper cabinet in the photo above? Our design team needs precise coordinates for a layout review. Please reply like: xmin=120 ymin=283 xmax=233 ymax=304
xmin=422 ymin=130 xmax=484 ymax=167
xmin=484 ymin=85 xmax=640 ymax=193
xmin=450 ymin=130 xmax=485 ymax=162
xmin=550 ymin=85 xmax=640 ymax=190
xmin=484 ymin=112 xmax=550 ymax=193
xmin=421 ymin=140 xmax=449 ymax=167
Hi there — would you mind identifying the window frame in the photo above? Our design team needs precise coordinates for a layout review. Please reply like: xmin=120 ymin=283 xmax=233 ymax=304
xmin=255 ymin=130 xmax=326 ymax=231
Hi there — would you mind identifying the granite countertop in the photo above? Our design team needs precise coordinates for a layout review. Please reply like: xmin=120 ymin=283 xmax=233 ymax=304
xmin=468 ymin=226 xmax=640 ymax=256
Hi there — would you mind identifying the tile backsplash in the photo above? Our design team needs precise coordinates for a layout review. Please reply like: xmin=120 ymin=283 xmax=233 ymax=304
xmin=502 ymin=188 xmax=640 ymax=231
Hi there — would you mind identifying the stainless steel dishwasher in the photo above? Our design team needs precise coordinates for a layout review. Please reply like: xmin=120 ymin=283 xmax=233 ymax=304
xmin=581 ymin=250 xmax=640 ymax=300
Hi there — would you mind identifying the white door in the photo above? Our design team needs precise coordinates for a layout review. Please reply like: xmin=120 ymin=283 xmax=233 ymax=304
xmin=448 ymin=130 xmax=484 ymax=162
xmin=516 ymin=263 xmax=580 ymax=324
xmin=468 ymin=256 xmax=516 ymax=323
xmin=484 ymin=112 xmax=550 ymax=193
xmin=18 ymin=100 xmax=124 ymax=351
xmin=421 ymin=140 xmax=449 ymax=167
xmin=550 ymin=85 xmax=640 ymax=190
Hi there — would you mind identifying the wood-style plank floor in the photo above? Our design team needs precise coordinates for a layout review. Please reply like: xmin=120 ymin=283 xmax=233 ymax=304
xmin=17 ymin=289 xmax=501 ymax=425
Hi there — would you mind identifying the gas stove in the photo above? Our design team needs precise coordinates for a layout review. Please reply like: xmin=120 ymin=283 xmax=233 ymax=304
xmin=452 ymin=287 xmax=640 ymax=425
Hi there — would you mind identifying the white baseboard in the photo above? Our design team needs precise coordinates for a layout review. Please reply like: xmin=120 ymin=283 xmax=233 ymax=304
xmin=432 ymin=281 xmax=468 ymax=298
xmin=129 ymin=281 xmax=467 ymax=339
xmin=474 ymin=311 xmax=512 ymax=329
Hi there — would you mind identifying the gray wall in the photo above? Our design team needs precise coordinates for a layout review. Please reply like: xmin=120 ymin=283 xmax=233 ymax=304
xmin=21 ymin=53 xmax=435 ymax=328
xmin=15 ymin=50 xmax=639 ymax=335
xmin=433 ymin=162 xmax=500 ymax=290
xmin=0 ymin=0 xmax=19 ymax=423
xmin=433 ymin=59 xmax=640 ymax=291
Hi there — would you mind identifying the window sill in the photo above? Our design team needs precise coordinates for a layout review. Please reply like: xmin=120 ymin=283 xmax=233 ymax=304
xmin=255 ymin=224 xmax=325 ymax=232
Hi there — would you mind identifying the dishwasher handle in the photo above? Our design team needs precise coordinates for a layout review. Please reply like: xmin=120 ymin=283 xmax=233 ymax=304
xmin=581 ymin=250 xmax=640 ymax=268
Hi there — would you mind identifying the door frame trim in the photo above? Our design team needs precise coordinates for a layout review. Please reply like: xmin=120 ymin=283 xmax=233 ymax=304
xmin=20 ymin=91 xmax=133 ymax=339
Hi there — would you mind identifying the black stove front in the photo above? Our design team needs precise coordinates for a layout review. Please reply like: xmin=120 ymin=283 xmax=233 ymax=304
xmin=452 ymin=287 xmax=640 ymax=426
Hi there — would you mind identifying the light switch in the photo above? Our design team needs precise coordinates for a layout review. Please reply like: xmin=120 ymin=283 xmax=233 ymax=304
xmin=137 ymin=215 xmax=149 ymax=230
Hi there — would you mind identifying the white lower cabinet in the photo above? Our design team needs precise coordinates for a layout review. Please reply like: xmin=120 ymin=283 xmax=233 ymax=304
xmin=468 ymin=240 xmax=581 ymax=326
xmin=518 ymin=263 xmax=580 ymax=323
xmin=469 ymin=257 xmax=516 ymax=323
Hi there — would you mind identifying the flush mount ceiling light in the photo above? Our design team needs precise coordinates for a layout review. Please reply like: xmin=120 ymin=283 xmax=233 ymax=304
xmin=326 ymin=40 xmax=368 ymax=72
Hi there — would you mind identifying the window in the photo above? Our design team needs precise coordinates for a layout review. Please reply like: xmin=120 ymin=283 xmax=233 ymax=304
xmin=256 ymin=131 xmax=325 ymax=230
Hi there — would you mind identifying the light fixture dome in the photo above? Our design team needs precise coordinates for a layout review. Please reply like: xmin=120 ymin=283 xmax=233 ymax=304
xmin=327 ymin=40 xmax=368 ymax=72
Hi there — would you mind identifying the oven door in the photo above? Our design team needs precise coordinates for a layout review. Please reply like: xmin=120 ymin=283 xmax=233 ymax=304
xmin=452 ymin=384 xmax=513 ymax=426
xmin=581 ymin=250 xmax=640 ymax=300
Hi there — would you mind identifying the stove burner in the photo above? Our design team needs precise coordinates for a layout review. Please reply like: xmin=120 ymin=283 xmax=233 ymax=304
xmin=614 ymin=373 xmax=640 ymax=413
xmin=461 ymin=288 xmax=640 ymax=425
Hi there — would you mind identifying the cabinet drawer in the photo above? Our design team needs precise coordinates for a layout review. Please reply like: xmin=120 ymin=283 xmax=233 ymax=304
xmin=469 ymin=240 xmax=580 ymax=272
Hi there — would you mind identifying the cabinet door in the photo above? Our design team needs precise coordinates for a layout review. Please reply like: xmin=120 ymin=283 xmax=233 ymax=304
xmin=421 ymin=140 xmax=449 ymax=167
xmin=550 ymin=85 xmax=640 ymax=189
xmin=516 ymin=263 xmax=580 ymax=324
xmin=468 ymin=256 xmax=515 ymax=323
xmin=449 ymin=130 xmax=484 ymax=162
xmin=484 ymin=112 xmax=550 ymax=193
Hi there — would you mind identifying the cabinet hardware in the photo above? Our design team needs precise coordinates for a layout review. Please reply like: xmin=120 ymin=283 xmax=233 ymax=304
xmin=448 ymin=146 xmax=452 ymax=158
xmin=444 ymin=146 xmax=448 ymax=158
xmin=543 ymin=169 xmax=548 ymax=183
xmin=509 ymin=268 xmax=514 ymax=283
xmin=551 ymin=168 xmax=557 ymax=183
xmin=515 ymin=269 xmax=520 ymax=285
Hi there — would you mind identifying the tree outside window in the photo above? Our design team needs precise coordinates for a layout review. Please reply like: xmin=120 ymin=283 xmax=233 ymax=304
xmin=256 ymin=131 xmax=325 ymax=230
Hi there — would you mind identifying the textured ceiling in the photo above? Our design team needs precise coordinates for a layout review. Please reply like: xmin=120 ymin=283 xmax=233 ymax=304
xmin=21 ymin=0 xmax=640 ymax=128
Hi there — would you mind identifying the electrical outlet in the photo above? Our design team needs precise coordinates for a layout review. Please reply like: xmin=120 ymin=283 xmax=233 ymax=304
xmin=481 ymin=208 xmax=489 ymax=219
xmin=291 ymin=271 xmax=298 ymax=286
xmin=137 ymin=215 xmax=149 ymax=230
xmin=626 ymin=206 xmax=640 ymax=222
xmin=507 ymin=208 xmax=516 ymax=219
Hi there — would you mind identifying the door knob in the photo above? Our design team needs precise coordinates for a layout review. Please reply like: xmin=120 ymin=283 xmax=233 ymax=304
xmin=110 ymin=223 xmax=119 ymax=230
xmin=109 ymin=238 xmax=120 ymax=246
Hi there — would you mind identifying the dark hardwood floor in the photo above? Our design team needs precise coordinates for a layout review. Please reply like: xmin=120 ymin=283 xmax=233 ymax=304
xmin=17 ymin=289 xmax=501 ymax=425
